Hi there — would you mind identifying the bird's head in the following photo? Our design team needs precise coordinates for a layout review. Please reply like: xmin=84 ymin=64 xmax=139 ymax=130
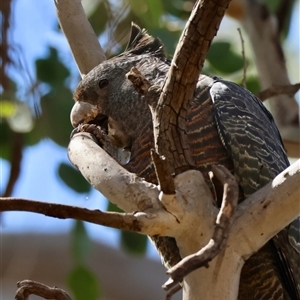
xmin=71 ymin=23 xmax=168 ymax=149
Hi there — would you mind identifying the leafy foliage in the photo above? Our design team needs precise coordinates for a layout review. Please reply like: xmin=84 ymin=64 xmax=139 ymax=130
xmin=36 ymin=47 xmax=70 ymax=87
xmin=206 ymin=41 xmax=245 ymax=74
xmin=58 ymin=163 xmax=91 ymax=194
xmin=68 ymin=265 xmax=101 ymax=300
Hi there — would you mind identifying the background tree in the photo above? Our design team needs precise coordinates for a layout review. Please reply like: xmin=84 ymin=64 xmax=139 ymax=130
xmin=1 ymin=0 xmax=299 ymax=299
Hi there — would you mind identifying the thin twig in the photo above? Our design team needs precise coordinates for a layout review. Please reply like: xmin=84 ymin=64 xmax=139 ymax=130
xmin=163 ymin=165 xmax=239 ymax=292
xmin=15 ymin=280 xmax=72 ymax=300
xmin=237 ymin=28 xmax=247 ymax=88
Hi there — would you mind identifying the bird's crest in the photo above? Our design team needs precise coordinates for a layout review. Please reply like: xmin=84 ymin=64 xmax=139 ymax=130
xmin=123 ymin=23 xmax=166 ymax=60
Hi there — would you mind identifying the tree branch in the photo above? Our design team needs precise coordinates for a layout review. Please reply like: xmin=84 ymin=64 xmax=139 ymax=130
xmin=231 ymin=159 xmax=300 ymax=258
xmin=67 ymin=131 xmax=300 ymax=300
xmin=1 ymin=132 xmax=23 ymax=197
xmin=227 ymin=0 xmax=299 ymax=144
xmin=257 ymin=83 xmax=300 ymax=101
xmin=54 ymin=0 xmax=106 ymax=77
xmin=53 ymin=1 xmax=299 ymax=299
xmin=0 ymin=197 xmax=173 ymax=235
xmin=15 ymin=280 xmax=72 ymax=300
xmin=163 ymin=165 xmax=239 ymax=292
xmin=154 ymin=0 xmax=232 ymax=174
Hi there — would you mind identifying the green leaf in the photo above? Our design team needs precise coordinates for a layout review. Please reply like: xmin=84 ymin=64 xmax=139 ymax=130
xmin=34 ymin=86 xmax=74 ymax=147
xmin=87 ymin=0 xmax=111 ymax=35
xmin=243 ymin=76 xmax=261 ymax=95
xmin=206 ymin=41 xmax=245 ymax=74
xmin=68 ymin=265 xmax=101 ymax=300
xmin=36 ymin=47 xmax=70 ymax=86
xmin=107 ymin=201 xmax=123 ymax=213
xmin=263 ymin=0 xmax=281 ymax=13
xmin=107 ymin=202 xmax=147 ymax=255
xmin=71 ymin=221 xmax=91 ymax=263
xmin=150 ymin=28 xmax=181 ymax=56
xmin=128 ymin=0 xmax=163 ymax=28
xmin=58 ymin=163 xmax=91 ymax=194
xmin=121 ymin=230 xmax=148 ymax=256
xmin=161 ymin=0 xmax=192 ymax=20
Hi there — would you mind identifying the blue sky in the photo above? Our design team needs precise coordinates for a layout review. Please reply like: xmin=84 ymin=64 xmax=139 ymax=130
xmin=1 ymin=0 xmax=299 ymax=256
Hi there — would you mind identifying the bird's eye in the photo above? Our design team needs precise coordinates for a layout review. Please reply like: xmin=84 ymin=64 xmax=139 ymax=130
xmin=99 ymin=79 xmax=109 ymax=89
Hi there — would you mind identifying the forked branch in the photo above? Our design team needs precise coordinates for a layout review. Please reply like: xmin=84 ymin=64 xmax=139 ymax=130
xmin=163 ymin=165 xmax=239 ymax=294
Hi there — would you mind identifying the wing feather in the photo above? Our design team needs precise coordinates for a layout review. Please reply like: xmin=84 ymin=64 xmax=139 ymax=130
xmin=210 ymin=79 xmax=299 ymax=299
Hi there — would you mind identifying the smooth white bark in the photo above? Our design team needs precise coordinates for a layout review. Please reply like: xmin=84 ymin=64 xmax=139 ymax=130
xmin=54 ymin=0 xmax=106 ymax=77
xmin=68 ymin=133 xmax=300 ymax=300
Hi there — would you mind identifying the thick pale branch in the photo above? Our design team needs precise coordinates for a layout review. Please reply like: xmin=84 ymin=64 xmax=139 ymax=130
xmin=68 ymin=132 xmax=300 ymax=241
xmin=163 ymin=165 xmax=239 ymax=290
xmin=151 ymin=150 xmax=176 ymax=195
xmin=68 ymin=132 xmax=160 ymax=213
xmin=54 ymin=0 xmax=106 ymax=77
xmin=68 ymin=133 xmax=217 ymax=236
xmin=232 ymin=159 xmax=300 ymax=258
xmin=68 ymin=133 xmax=299 ymax=300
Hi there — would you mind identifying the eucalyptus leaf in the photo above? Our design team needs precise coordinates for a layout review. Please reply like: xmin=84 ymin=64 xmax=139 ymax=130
xmin=58 ymin=162 xmax=91 ymax=194
xmin=87 ymin=0 xmax=111 ymax=35
xmin=243 ymin=76 xmax=261 ymax=95
xmin=68 ymin=265 xmax=101 ymax=300
xmin=121 ymin=230 xmax=148 ymax=256
xmin=36 ymin=86 xmax=74 ymax=147
xmin=71 ymin=221 xmax=91 ymax=263
xmin=36 ymin=47 xmax=70 ymax=86
xmin=206 ymin=41 xmax=245 ymax=74
xmin=128 ymin=0 xmax=163 ymax=28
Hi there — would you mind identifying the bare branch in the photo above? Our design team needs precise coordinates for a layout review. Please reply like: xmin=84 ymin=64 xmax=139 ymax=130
xmin=154 ymin=0 xmax=232 ymax=174
xmin=54 ymin=0 xmax=106 ymax=77
xmin=227 ymin=0 xmax=299 ymax=143
xmin=0 ymin=197 xmax=140 ymax=232
xmin=163 ymin=165 xmax=239 ymax=292
xmin=232 ymin=159 xmax=300 ymax=258
xmin=15 ymin=280 xmax=72 ymax=300
xmin=257 ymin=83 xmax=300 ymax=101
xmin=1 ymin=133 xmax=23 ymax=197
